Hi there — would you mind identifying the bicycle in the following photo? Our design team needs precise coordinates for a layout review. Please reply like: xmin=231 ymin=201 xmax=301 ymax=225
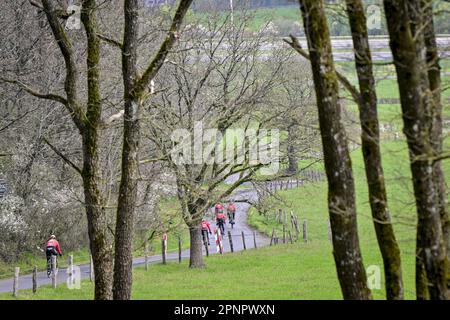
xmin=216 ymin=218 xmax=226 ymax=237
xmin=202 ymin=229 xmax=211 ymax=246
xmin=46 ymin=254 xmax=59 ymax=278
xmin=227 ymin=211 xmax=236 ymax=229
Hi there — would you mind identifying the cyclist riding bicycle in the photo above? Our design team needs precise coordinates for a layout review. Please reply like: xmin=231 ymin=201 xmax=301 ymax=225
xmin=46 ymin=235 xmax=62 ymax=276
xmin=226 ymin=202 xmax=236 ymax=223
xmin=201 ymin=219 xmax=212 ymax=245
xmin=215 ymin=211 xmax=227 ymax=236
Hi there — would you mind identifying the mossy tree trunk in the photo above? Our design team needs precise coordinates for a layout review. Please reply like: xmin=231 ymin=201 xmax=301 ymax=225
xmin=41 ymin=0 xmax=114 ymax=300
xmin=112 ymin=0 xmax=140 ymax=301
xmin=298 ymin=0 xmax=372 ymax=300
xmin=113 ymin=0 xmax=194 ymax=300
xmin=188 ymin=223 xmax=206 ymax=269
xmin=345 ymin=0 xmax=404 ymax=300
xmin=421 ymin=0 xmax=450 ymax=293
xmin=383 ymin=0 xmax=448 ymax=300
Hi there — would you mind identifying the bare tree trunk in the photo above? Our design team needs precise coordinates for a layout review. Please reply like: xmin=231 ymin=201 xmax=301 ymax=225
xmin=345 ymin=0 xmax=403 ymax=300
xmin=81 ymin=0 xmax=113 ymax=300
xmin=39 ymin=0 xmax=115 ymax=300
xmin=298 ymin=0 xmax=371 ymax=300
xmin=421 ymin=0 xmax=450 ymax=292
xmin=113 ymin=0 xmax=194 ymax=300
xmin=82 ymin=144 xmax=113 ymax=300
xmin=113 ymin=0 xmax=140 ymax=301
xmin=189 ymin=224 xmax=205 ymax=268
xmin=383 ymin=0 xmax=448 ymax=300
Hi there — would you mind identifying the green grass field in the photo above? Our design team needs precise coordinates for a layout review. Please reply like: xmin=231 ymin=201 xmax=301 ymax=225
xmin=248 ymin=140 xmax=420 ymax=300
xmin=1 ymin=243 xmax=343 ymax=300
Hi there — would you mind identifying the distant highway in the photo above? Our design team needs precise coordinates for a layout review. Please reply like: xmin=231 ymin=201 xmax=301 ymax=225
xmin=277 ymin=36 xmax=450 ymax=61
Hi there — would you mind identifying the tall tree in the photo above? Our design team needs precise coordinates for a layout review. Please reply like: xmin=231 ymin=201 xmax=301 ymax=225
xmin=143 ymin=14 xmax=285 ymax=268
xmin=383 ymin=0 xmax=448 ymax=299
xmin=79 ymin=0 xmax=114 ymax=300
xmin=297 ymin=0 xmax=372 ymax=299
xmin=0 ymin=0 xmax=115 ymax=299
xmin=421 ymin=0 xmax=450 ymax=293
xmin=344 ymin=0 xmax=404 ymax=299
xmin=113 ymin=0 xmax=194 ymax=300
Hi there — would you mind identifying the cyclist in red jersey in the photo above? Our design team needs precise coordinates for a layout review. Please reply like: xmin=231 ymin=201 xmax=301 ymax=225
xmin=227 ymin=202 xmax=236 ymax=222
xmin=201 ymin=219 xmax=212 ymax=245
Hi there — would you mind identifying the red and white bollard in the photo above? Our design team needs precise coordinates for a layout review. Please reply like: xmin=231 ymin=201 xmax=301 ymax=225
xmin=214 ymin=228 xmax=223 ymax=255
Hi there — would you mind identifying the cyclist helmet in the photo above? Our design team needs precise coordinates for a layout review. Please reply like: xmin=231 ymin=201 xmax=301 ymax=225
xmin=50 ymin=234 xmax=56 ymax=239
xmin=215 ymin=203 xmax=223 ymax=211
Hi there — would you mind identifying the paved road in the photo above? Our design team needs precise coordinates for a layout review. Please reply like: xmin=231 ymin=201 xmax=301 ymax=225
xmin=0 ymin=187 xmax=271 ymax=294
xmin=332 ymin=50 xmax=450 ymax=61
xmin=266 ymin=36 xmax=450 ymax=61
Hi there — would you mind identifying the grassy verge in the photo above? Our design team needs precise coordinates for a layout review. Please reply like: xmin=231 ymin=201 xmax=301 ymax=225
xmin=1 ymin=242 xmax=343 ymax=300
xmin=0 ymin=249 xmax=91 ymax=280
xmin=248 ymin=139 xmax=450 ymax=300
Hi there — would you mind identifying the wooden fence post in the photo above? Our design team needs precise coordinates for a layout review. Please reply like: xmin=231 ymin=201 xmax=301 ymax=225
xmin=144 ymin=240 xmax=149 ymax=271
xmin=253 ymin=231 xmax=257 ymax=249
xmin=204 ymin=235 xmax=209 ymax=257
xmin=288 ymin=230 xmax=293 ymax=244
xmin=68 ymin=254 xmax=73 ymax=279
xmin=303 ymin=220 xmax=308 ymax=243
xmin=178 ymin=237 xmax=182 ymax=263
xmin=292 ymin=215 xmax=296 ymax=239
xmin=89 ymin=254 xmax=94 ymax=282
xmin=270 ymin=228 xmax=275 ymax=246
xmin=295 ymin=216 xmax=300 ymax=240
xmin=13 ymin=267 xmax=19 ymax=297
xmin=328 ymin=220 xmax=332 ymax=242
xmin=32 ymin=266 xmax=37 ymax=294
xmin=241 ymin=231 xmax=247 ymax=250
xmin=278 ymin=209 xmax=282 ymax=224
xmin=203 ymin=231 xmax=209 ymax=257
xmin=228 ymin=231 xmax=234 ymax=252
xmin=51 ymin=255 xmax=57 ymax=289
xmin=161 ymin=239 xmax=167 ymax=264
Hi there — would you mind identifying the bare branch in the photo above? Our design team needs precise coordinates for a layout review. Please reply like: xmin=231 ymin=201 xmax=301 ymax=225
xmin=42 ymin=137 xmax=82 ymax=175
xmin=0 ymin=77 xmax=68 ymax=105
xmin=29 ymin=0 xmax=43 ymax=10
xmin=97 ymin=33 xmax=123 ymax=50
xmin=133 ymin=0 xmax=194 ymax=96
xmin=284 ymin=34 xmax=361 ymax=103
xmin=41 ymin=0 xmax=84 ymax=130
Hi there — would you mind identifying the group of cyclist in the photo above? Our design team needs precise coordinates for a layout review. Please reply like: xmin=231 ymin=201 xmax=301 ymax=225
xmin=201 ymin=201 xmax=236 ymax=245
xmin=42 ymin=202 xmax=237 ymax=273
